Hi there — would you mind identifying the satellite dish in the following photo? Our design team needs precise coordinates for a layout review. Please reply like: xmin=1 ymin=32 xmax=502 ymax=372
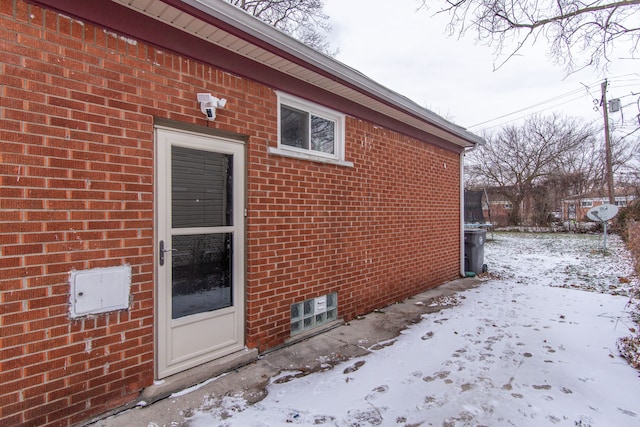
xmin=586 ymin=203 xmax=619 ymax=222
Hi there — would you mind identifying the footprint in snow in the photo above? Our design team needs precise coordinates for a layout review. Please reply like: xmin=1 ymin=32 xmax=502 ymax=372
xmin=365 ymin=384 xmax=389 ymax=401
xmin=371 ymin=385 xmax=388 ymax=393
xmin=421 ymin=331 xmax=434 ymax=340
xmin=460 ymin=383 xmax=475 ymax=392
xmin=532 ymin=384 xmax=552 ymax=390
xmin=547 ymin=414 xmax=562 ymax=424
xmin=402 ymin=371 xmax=423 ymax=385
xmin=618 ymin=407 xmax=637 ymax=417
xmin=343 ymin=360 xmax=365 ymax=374
xmin=502 ymin=377 xmax=515 ymax=390
xmin=422 ymin=370 xmax=450 ymax=382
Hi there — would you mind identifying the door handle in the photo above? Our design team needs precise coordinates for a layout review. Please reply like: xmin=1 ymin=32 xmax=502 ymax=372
xmin=159 ymin=240 xmax=177 ymax=266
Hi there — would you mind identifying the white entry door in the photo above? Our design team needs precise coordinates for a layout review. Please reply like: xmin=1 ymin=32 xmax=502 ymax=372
xmin=156 ymin=127 xmax=245 ymax=378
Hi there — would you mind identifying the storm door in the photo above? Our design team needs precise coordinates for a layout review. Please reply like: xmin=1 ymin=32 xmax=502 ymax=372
xmin=156 ymin=127 xmax=245 ymax=378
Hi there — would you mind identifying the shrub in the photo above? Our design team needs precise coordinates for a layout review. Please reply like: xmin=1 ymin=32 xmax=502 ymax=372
xmin=614 ymin=200 xmax=640 ymax=242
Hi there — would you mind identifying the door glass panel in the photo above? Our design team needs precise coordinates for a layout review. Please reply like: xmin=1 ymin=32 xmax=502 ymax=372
xmin=172 ymin=146 xmax=233 ymax=228
xmin=171 ymin=233 xmax=232 ymax=319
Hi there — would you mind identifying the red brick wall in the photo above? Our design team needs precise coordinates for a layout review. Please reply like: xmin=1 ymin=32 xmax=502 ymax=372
xmin=245 ymin=120 xmax=462 ymax=350
xmin=0 ymin=1 xmax=462 ymax=425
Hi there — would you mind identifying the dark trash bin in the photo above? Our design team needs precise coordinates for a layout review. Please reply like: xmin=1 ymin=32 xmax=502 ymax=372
xmin=464 ymin=228 xmax=487 ymax=274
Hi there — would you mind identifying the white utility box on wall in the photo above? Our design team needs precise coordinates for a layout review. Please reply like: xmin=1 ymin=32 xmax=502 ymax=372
xmin=69 ymin=265 xmax=131 ymax=318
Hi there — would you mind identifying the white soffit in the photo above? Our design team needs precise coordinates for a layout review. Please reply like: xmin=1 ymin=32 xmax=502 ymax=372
xmin=111 ymin=0 xmax=480 ymax=147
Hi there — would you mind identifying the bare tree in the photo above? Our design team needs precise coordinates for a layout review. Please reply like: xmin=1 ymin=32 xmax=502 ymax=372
xmin=420 ymin=0 xmax=640 ymax=72
xmin=600 ymin=122 xmax=637 ymax=186
xmin=467 ymin=114 xmax=596 ymax=224
xmin=226 ymin=0 xmax=334 ymax=54
xmin=533 ymin=122 xmax=634 ymax=223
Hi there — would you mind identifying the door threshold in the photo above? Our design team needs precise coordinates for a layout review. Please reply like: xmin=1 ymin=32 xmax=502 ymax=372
xmin=142 ymin=348 xmax=259 ymax=405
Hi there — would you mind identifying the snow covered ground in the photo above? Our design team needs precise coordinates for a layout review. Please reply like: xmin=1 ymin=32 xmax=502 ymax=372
xmin=185 ymin=232 xmax=640 ymax=427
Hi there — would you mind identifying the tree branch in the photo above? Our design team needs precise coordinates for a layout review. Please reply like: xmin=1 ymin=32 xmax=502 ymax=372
xmin=423 ymin=0 xmax=640 ymax=72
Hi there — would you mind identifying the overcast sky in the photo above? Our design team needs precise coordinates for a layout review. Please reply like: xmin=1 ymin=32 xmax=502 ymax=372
xmin=323 ymin=0 xmax=640 ymax=135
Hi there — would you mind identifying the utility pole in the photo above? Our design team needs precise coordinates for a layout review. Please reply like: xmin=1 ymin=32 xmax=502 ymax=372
xmin=601 ymin=79 xmax=615 ymax=204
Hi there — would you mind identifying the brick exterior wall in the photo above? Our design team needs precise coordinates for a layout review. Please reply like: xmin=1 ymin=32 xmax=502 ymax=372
xmin=245 ymin=121 xmax=462 ymax=350
xmin=0 ymin=1 xmax=462 ymax=425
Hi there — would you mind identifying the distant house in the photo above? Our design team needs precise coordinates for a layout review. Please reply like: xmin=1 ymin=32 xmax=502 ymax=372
xmin=562 ymin=190 xmax=637 ymax=222
xmin=475 ymin=187 xmax=519 ymax=228
xmin=0 ymin=0 xmax=483 ymax=425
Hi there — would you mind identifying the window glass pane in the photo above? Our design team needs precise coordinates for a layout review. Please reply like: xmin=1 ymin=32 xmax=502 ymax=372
xmin=281 ymin=105 xmax=309 ymax=149
xmin=291 ymin=321 xmax=302 ymax=335
xmin=291 ymin=303 xmax=302 ymax=321
xmin=310 ymin=115 xmax=335 ymax=154
xmin=171 ymin=233 xmax=232 ymax=319
xmin=172 ymin=146 xmax=232 ymax=228
xmin=327 ymin=292 xmax=337 ymax=309
xmin=303 ymin=299 xmax=314 ymax=316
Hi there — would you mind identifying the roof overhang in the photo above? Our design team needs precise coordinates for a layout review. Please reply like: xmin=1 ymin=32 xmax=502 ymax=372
xmin=27 ymin=0 xmax=485 ymax=151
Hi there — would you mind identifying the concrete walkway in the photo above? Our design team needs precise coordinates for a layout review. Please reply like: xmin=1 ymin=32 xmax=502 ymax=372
xmin=90 ymin=277 xmax=481 ymax=426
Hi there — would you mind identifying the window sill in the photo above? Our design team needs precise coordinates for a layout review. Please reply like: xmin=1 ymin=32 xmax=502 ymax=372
xmin=268 ymin=147 xmax=354 ymax=167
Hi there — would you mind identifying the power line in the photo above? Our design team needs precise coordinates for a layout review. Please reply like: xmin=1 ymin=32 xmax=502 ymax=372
xmin=467 ymin=84 xmax=599 ymax=130
xmin=469 ymin=90 xmax=598 ymax=132
xmin=467 ymin=76 xmax=640 ymax=132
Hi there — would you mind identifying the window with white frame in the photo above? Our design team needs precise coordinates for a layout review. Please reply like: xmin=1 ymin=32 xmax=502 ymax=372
xmin=581 ymin=200 xmax=593 ymax=208
xmin=272 ymin=93 xmax=350 ymax=166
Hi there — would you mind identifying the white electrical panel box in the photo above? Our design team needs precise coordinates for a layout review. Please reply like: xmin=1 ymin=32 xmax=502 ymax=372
xmin=69 ymin=265 xmax=131 ymax=318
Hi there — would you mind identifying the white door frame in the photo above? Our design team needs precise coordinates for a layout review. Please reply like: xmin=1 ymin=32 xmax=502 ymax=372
xmin=155 ymin=126 xmax=245 ymax=379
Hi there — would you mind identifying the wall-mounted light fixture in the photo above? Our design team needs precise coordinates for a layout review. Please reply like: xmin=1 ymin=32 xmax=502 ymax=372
xmin=197 ymin=93 xmax=227 ymax=121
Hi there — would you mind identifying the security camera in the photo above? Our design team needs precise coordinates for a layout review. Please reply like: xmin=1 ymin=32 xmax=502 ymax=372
xmin=197 ymin=93 xmax=227 ymax=121
xmin=203 ymin=106 xmax=217 ymax=120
